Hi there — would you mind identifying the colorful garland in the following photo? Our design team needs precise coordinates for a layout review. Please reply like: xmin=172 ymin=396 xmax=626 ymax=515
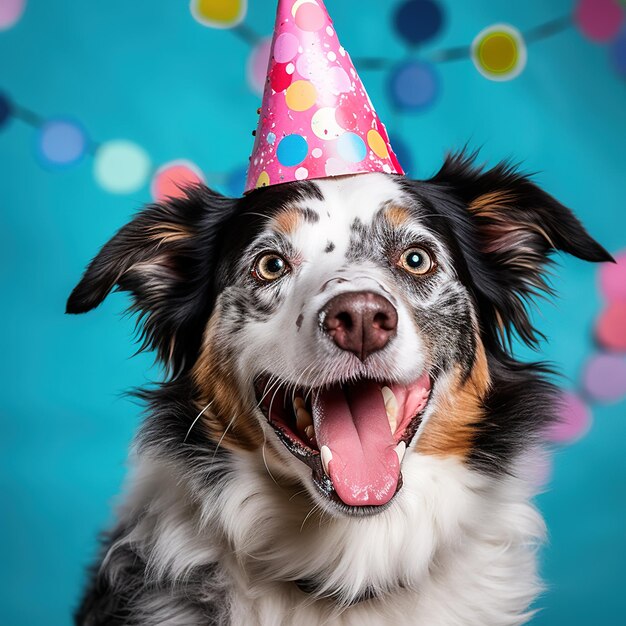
xmin=2 ymin=0 xmax=624 ymax=200
xmin=2 ymin=0 xmax=625 ymax=460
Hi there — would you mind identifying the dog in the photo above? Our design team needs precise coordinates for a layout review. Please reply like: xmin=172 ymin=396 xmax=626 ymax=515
xmin=68 ymin=153 xmax=611 ymax=626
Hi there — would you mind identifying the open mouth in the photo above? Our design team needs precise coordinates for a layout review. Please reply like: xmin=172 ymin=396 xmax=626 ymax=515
xmin=255 ymin=374 xmax=432 ymax=511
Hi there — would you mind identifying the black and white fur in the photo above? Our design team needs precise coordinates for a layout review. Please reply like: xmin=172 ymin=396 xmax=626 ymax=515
xmin=68 ymin=154 xmax=611 ymax=626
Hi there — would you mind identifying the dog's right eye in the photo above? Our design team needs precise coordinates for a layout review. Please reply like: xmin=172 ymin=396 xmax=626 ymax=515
xmin=253 ymin=252 xmax=291 ymax=283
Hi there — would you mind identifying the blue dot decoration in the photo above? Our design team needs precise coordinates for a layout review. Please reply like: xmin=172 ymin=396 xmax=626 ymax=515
xmin=394 ymin=0 xmax=444 ymax=47
xmin=610 ymin=27 xmax=626 ymax=77
xmin=337 ymin=132 xmax=367 ymax=163
xmin=277 ymin=133 xmax=309 ymax=167
xmin=0 ymin=92 xmax=12 ymax=129
xmin=37 ymin=119 xmax=87 ymax=167
xmin=389 ymin=60 xmax=439 ymax=112
xmin=225 ymin=165 xmax=248 ymax=197
xmin=389 ymin=134 xmax=414 ymax=175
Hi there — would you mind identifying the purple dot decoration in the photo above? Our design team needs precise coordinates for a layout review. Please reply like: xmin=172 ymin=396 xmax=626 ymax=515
xmin=389 ymin=60 xmax=439 ymax=112
xmin=37 ymin=119 xmax=87 ymax=167
xmin=583 ymin=353 xmax=626 ymax=403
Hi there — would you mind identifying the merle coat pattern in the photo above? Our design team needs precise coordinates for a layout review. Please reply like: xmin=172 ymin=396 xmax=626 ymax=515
xmin=68 ymin=154 xmax=611 ymax=626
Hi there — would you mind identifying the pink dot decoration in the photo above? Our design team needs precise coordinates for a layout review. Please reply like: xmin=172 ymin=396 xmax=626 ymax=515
xmin=575 ymin=0 xmax=625 ymax=43
xmin=583 ymin=353 xmax=626 ymax=402
xmin=151 ymin=160 xmax=205 ymax=202
xmin=596 ymin=302 xmax=626 ymax=351
xmin=274 ymin=32 xmax=299 ymax=63
xmin=0 ymin=0 xmax=25 ymax=30
xmin=247 ymin=37 xmax=272 ymax=96
xmin=599 ymin=249 xmax=626 ymax=303
xmin=295 ymin=4 xmax=326 ymax=32
xmin=545 ymin=391 xmax=592 ymax=444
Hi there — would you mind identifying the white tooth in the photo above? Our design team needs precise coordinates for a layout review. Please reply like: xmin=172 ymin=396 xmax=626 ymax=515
xmin=296 ymin=408 xmax=313 ymax=431
xmin=394 ymin=441 xmax=406 ymax=464
xmin=293 ymin=397 xmax=306 ymax=411
xmin=321 ymin=445 xmax=333 ymax=476
xmin=381 ymin=386 xmax=398 ymax=433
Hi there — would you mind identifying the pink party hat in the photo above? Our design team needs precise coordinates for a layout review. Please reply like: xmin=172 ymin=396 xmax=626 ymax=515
xmin=245 ymin=0 xmax=404 ymax=193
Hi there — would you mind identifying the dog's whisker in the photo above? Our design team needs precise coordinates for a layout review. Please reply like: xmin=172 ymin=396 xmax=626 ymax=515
xmin=259 ymin=375 xmax=276 ymax=403
xmin=258 ymin=375 xmax=282 ymax=407
xmin=288 ymin=488 xmax=309 ymax=503
xmin=184 ymin=400 xmax=215 ymax=443
xmin=211 ymin=412 xmax=238 ymax=460
xmin=300 ymin=503 xmax=321 ymax=533
xmin=266 ymin=383 xmax=283 ymax=423
xmin=261 ymin=438 xmax=282 ymax=489
xmin=243 ymin=211 xmax=276 ymax=221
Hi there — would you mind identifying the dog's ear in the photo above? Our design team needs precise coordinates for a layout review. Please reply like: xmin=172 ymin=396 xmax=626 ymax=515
xmin=66 ymin=185 xmax=237 ymax=373
xmin=428 ymin=152 xmax=613 ymax=349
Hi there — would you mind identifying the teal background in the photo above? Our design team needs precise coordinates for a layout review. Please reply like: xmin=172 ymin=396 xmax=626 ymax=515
xmin=1 ymin=0 xmax=624 ymax=624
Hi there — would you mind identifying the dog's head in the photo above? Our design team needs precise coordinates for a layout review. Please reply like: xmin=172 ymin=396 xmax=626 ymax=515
xmin=68 ymin=154 xmax=611 ymax=516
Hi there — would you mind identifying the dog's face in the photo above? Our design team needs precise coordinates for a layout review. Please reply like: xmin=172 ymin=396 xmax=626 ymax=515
xmin=204 ymin=173 xmax=479 ymax=511
xmin=68 ymin=155 xmax=610 ymax=517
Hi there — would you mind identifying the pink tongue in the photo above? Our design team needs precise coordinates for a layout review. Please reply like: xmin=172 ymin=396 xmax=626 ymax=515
xmin=312 ymin=381 xmax=400 ymax=507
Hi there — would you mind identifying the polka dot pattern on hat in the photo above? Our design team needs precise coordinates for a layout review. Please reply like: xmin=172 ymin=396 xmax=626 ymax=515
xmin=245 ymin=0 xmax=404 ymax=192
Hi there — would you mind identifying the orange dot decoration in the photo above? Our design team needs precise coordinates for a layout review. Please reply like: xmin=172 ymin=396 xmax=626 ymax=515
xmin=368 ymin=130 xmax=390 ymax=159
xmin=285 ymin=80 xmax=318 ymax=111
xmin=471 ymin=24 xmax=527 ymax=81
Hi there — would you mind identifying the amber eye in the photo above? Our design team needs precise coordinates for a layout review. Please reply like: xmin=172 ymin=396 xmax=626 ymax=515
xmin=253 ymin=252 xmax=291 ymax=282
xmin=398 ymin=247 xmax=434 ymax=276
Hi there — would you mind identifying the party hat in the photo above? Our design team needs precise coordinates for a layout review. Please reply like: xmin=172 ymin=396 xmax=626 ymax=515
xmin=245 ymin=0 xmax=404 ymax=193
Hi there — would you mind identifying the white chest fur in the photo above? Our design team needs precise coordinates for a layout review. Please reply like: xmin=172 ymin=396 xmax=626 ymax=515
xmin=119 ymin=451 xmax=544 ymax=626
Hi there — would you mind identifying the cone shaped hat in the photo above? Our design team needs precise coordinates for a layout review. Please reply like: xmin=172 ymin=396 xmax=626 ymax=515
xmin=245 ymin=0 xmax=404 ymax=193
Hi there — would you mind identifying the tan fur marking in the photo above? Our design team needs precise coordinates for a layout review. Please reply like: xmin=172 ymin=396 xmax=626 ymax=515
xmin=384 ymin=205 xmax=412 ymax=227
xmin=468 ymin=191 xmax=515 ymax=218
xmin=416 ymin=339 xmax=491 ymax=459
xmin=147 ymin=223 xmax=191 ymax=245
xmin=192 ymin=314 xmax=264 ymax=452
xmin=273 ymin=208 xmax=302 ymax=235
xmin=469 ymin=192 xmax=556 ymax=251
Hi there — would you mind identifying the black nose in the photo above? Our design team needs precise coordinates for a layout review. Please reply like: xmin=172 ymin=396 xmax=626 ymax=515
xmin=321 ymin=291 xmax=398 ymax=361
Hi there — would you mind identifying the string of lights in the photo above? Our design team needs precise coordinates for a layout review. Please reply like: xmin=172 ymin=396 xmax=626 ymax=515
xmin=1 ymin=0 xmax=625 ymax=461
xmin=1 ymin=0 xmax=624 ymax=199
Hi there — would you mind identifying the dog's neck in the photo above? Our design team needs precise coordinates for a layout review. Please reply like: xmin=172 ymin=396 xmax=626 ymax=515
xmin=125 ymin=447 xmax=544 ymax=624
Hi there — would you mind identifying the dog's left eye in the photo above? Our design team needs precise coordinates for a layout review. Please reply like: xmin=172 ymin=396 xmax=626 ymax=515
xmin=398 ymin=247 xmax=434 ymax=276
xmin=253 ymin=252 xmax=291 ymax=283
